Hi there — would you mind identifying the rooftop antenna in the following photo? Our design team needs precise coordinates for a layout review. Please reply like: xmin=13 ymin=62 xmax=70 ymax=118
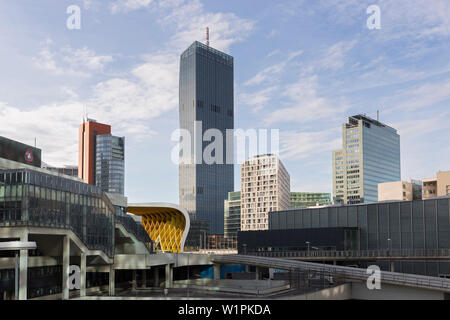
xmin=206 ymin=27 xmax=210 ymax=46
xmin=377 ymin=110 xmax=379 ymax=122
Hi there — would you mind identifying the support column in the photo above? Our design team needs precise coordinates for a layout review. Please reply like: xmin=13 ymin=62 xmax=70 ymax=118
xmin=213 ymin=264 xmax=220 ymax=280
xmin=165 ymin=264 xmax=173 ymax=288
xmin=132 ymin=270 xmax=137 ymax=290
xmin=255 ymin=267 xmax=260 ymax=280
xmin=19 ymin=233 xmax=28 ymax=300
xmin=142 ymin=270 xmax=147 ymax=288
xmin=333 ymin=260 xmax=337 ymax=266
xmin=390 ymin=261 xmax=395 ymax=272
xmin=62 ymin=235 xmax=70 ymax=300
xmin=80 ymin=252 xmax=86 ymax=298
xmin=109 ymin=265 xmax=115 ymax=296
xmin=154 ymin=267 xmax=159 ymax=287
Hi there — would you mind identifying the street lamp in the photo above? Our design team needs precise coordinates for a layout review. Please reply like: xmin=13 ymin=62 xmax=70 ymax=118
xmin=0 ymin=241 xmax=37 ymax=300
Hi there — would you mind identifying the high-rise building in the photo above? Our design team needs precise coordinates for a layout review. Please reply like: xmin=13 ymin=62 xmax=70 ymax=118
xmin=78 ymin=119 xmax=125 ymax=196
xmin=378 ymin=180 xmax=422 ymax=201
xmin=96 ymin=134 xmax=125 ymax=195
xmin=240 ymin=154 xmax=290 ymax=231
xmin=290 ymin=192 xmax=332 ymax=208
xmin=332 ymin=115 xmax=401 ymax=204
xmin=224 ymin=191 xmax=241 ymax=240
xmin=78 ymin=119 xmax=111 ymax=185
xmin=179 ymin=41 xmax=234 ymax=235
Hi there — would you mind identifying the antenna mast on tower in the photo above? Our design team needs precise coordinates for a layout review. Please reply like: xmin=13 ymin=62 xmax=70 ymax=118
xmin=206 ymin=27 xmax=210 ymax=46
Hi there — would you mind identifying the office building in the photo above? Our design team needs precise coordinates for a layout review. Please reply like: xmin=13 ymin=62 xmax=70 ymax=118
xmin=290 ymin=192 xmax=332 ymax=208
xmin=78 ymin=119 xmax=125 ymax=196
xmin=378 ymin=180 xmax=422 ymax=201
xmin=78 ymin=119 xmax=111 ymax=185
xmin=224 ymin=191 xmax=241 ymax=245
xmin=241 ymin=154 xmax=290 ymax=231
xmin=238 ymin=196 xmax=450 ymax=277
xmin=96 ymin=135 xmax=125 ymax=195
xmin=332 ymin=115 xmax=401 ymax=204
xmin=179 ymin=41 xmax=234 ymax=235
xmin=423 ymin=170 xmax=450 ymax=199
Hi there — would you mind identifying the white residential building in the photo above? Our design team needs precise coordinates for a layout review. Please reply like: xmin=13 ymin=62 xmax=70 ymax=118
xmin=240 ymin=154 xmax=290 ymax=231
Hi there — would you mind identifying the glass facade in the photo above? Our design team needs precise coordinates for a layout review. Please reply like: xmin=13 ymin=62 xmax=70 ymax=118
xmin=95 ymin=135 xmax=125 ymax=195
xmin=179 ymin=41 xmax=234 ymax=235
xmin=0 ymin=169 xmax=115 ymax=257
xmin=224 ymin=191 xmax=241 ymax=239
xmin=290 ymin=192 xmax=332 ymax=208
xmin=333 ymin=115 xmax=400 ymax=204
xmin=268 ymin=197 xmax=450 ymax=276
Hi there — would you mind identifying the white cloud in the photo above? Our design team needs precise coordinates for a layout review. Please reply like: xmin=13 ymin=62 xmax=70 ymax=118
xmin=244 ymin=50 xmax=302 ymax=86
xmin=32 ymin=40 xmax=113 ymax=76
xmin=238 ymin=86 xmax=278 ymax=113
xmin=280 ymin=128 xmax=341 ymax=161
xmin=62 ymin=47 xmax=113 ymax=71
xmin=264 ymin=76 xmax=349 ymax=125
xmin=388 ymin=81 xmax=450 ymax=113
xmin=110 ymin=0 xmax=153 ymax=14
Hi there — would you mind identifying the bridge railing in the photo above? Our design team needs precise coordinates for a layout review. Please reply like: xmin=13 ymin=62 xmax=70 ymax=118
xmin=250 ymin=249 xmax=450 ymax=259
xmin=211 ymin=254 xmax=450 ymax=291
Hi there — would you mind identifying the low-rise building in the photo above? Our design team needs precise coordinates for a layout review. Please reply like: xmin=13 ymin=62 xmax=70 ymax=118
xmin=378 ymin=180 xmax=422 ymax=201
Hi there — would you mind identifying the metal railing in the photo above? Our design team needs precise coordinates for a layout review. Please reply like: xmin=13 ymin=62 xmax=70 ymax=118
xmin=250 ymin=249 xmax=450 ymax=260
xmin=211 ymin=255 xmax=450 ymax=292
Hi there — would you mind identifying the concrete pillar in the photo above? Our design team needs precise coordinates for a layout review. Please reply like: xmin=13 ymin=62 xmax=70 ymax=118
xmin=165 ymin=264 xmax=173 ymax=288
xmin=62 ymin=235 xmax=70 ymax=300
xmin=154 ymin=267 xmax=159 ymax=287
xmin=109 ymin=265 xmax=115 ymax=296
xmin=80 ymin=252 xmax=86 ymax=297
xmin=255 ymin=267 xmax=260 ymax=280
xmin=19 ymin=233 xmax=28 ymax=300
xmin=213 ymin=264 xmax=220 ymax=280
xmin=333 ymin=260 xmax=337 ymax=266
xmin=142 ymin=270 xmax=147 ymax=288
xmin=390 ymin=261 xmax=395 ymax=272
xmin=132 ymin=270 xmax=137 ymax=290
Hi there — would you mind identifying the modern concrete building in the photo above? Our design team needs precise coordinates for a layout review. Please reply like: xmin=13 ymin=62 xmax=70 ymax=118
xmin=378 ymin=180 xmax=422 ymax=201
xmin=241 ymin=154 xmax=290 ymax=231
xmin=332 ymin=115 xmax=401 ymax=205
xmin=290 ymin=192 xmax=332 ymax=208
xmin=178 ymin=41 xmax=234 ymax=235
xmin=423 ymin=170 xmax=450 ymax=199
xmin=224 ymin=191 xmax=241 ymax=246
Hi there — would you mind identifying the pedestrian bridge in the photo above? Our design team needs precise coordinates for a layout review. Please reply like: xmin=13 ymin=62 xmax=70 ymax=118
xmin=211 ymin=254 xmax=450 ymax=293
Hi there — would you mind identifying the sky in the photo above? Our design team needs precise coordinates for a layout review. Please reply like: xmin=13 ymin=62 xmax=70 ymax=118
xmin=0 ymin=0 xmax=449 ymax=204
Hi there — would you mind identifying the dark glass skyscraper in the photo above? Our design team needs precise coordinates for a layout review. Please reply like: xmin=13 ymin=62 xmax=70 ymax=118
xmin=179 ymin=41 xmax=234 ymax=235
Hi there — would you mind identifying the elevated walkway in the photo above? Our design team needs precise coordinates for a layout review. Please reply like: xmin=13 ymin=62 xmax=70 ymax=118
xmin=211 ymin=255 xmax=450 ymax=293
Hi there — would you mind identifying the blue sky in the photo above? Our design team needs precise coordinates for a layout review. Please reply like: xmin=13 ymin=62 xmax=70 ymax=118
xmin=0 ymin=0 xmax=449 ymax=204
